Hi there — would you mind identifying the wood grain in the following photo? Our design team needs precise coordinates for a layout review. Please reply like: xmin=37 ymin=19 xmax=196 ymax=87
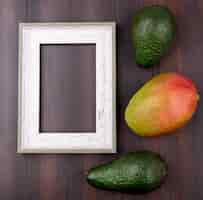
xmin=0 ymin=0 xmax=203 ymax=199
xmin=40 ymin=44 xmax=96 ymax=133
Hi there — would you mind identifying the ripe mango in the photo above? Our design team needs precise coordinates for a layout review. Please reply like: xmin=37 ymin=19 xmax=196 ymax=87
xmin=125 ymin=73 xmax=199 ymax=137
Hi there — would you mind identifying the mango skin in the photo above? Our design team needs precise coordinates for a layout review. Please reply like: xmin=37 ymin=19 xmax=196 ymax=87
xmin=125 ymin=73 xmax=199 ymax=137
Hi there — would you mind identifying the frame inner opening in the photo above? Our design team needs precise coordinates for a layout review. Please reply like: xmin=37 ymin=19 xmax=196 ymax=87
xmin=39 ymin=44 xmax=96 ymax=133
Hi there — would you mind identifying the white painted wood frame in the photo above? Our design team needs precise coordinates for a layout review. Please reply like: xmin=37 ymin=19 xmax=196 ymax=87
xmin=18 ymin=22 xmax=116 ymax=153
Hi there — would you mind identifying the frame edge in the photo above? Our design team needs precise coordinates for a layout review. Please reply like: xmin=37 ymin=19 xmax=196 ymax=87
xmin=17 ymin=22 xmax=117 ymax=154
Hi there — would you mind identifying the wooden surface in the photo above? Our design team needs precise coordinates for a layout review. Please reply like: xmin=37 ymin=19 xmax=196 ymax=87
xmin=1 ymin=0 xmax=203 ymax=199
xmin=40 ymin=44 xmax=96 ymax=133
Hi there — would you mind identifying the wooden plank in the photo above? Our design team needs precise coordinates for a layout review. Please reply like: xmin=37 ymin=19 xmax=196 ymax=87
xmin=0 ymin=0 xmax=27 ymax=199
xmin=40 ymin=44 xmax=96 ymax=133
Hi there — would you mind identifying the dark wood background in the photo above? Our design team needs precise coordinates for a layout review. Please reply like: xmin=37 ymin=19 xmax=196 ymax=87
xmin=40 ymin=44 xmax=96 ymax=133
xmin=1 ymin=0 xmax=203 ymax=199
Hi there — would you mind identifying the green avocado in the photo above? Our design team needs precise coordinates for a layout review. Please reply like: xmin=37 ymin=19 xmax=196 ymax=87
xmin=87 ymin=151 xmax=167 ymax=193
xmin=132 ymin=5 xmax=176 ymax=67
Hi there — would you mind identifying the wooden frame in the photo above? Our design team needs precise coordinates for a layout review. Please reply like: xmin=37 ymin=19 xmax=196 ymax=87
xmin=18 ymin=22 xmax=116 ymax=153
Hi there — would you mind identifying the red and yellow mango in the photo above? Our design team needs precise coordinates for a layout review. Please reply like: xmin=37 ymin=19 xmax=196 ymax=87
xmin=125 ymin=73 xmax=199 ymax=137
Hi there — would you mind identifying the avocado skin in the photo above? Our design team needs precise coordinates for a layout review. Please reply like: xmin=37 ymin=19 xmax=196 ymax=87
xmin=132 ymin=5 xmax=176 ymax=67
xmin=87 ymin=151 xmax=167 ymax=193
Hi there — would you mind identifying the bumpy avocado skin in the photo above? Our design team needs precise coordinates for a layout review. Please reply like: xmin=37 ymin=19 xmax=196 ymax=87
xmin=132 ymin=5 xmax=176 ymax=67
xmin=87 ymin=151 xmax=167 ymax=193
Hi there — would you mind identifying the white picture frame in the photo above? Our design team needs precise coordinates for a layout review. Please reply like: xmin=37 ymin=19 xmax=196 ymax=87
xmin=18 ymin=22 xmax=116 ymax=154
